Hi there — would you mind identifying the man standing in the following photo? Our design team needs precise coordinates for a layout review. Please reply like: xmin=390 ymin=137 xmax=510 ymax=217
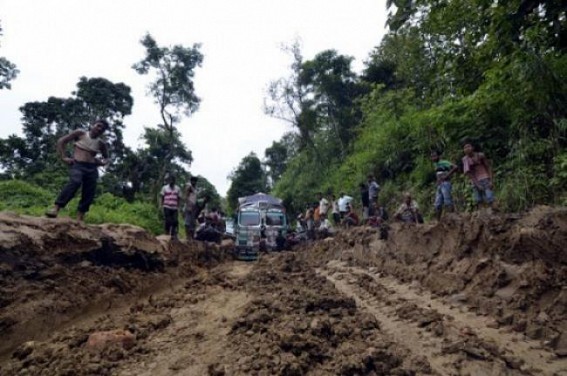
xmin=462 ymin=142 xmax=494 ymax=209
xmin=184 ymin=176 xmax=198 ymax=239
xmin=431 ymin=150 xmax=458 ymax=220
xmin=46 ymin=120 xmax=110 ymax=221
xmin=367 ymin=174 xmax=380 ymax=214
xmin=359 ymin=183 xmax=369 ymax=223
xmin=160 ymin=175 xmax=181 ymax=240
xmin=331 ymin=194 xmax=341 ymax=225
xmin=318 ymin=192 xmax=330 ymax=217
xmin=338 ymin=192 xmax=353 ymax=218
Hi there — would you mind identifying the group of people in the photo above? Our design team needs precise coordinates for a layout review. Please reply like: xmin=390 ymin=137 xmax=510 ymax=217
xmin=45 ymin=120 xmax=494 ymax=238
xmin=297 ymin=140 xmax=494 ymax=235
xmin=296 ymin=175 xmax=388 ymax=240
xmin=159 ymin=175 xmax=226 ymax=241
xmin=44 ymin=120 xmax=224 ymax=241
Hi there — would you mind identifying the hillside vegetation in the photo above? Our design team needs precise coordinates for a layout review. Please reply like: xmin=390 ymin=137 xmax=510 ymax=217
xmin=257 ymin=1 xmax=567 ymax=217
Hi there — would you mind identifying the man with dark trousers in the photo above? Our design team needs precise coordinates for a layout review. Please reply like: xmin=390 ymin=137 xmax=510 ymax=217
xmin=46 ymin=120 xmax=110 ymax=221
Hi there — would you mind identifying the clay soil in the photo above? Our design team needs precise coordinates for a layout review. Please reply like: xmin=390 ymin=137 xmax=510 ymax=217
xmin=0 ymin=206 xmax=566 ymax=375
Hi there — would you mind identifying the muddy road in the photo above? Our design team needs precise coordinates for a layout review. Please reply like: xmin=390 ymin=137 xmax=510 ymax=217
xmin=0 ymin=208 xmax=566 ymax=375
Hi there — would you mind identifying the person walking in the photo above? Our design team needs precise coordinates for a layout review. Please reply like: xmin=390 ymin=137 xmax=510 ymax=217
xmin=46 ymin=120 xmax=110 ymax=221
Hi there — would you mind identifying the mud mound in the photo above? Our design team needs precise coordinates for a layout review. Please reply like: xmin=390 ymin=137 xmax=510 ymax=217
xmin=306 ymin=206 xmax=567 ymax=356
xmin=0 ymin=212 xmax=228 ymax=360
xmin=218 ymin=253 xmax=430 ymax=375
xmin=1 ymin=207 xmax=566 ymax=375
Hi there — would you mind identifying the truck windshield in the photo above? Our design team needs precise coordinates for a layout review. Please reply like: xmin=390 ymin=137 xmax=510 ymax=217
xmin=240 ymin=212 xmax=261 ymax=226
xmin=266 ymin=212 xmax=285 ymax=226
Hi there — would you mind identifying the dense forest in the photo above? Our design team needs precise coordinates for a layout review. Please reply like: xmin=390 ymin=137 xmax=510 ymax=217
xmin=1 ymin=0 xmax=566 ymax=230
xmin=229 ymin=0 xmax=567 ymax=216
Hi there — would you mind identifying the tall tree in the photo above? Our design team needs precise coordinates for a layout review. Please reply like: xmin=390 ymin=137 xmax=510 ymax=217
xmin=299 ymin=49 xmax=361 ymax=158
xmin=264 ymin=40 xmax=318 ymax=151
xmin=132 ymin=33 xmax=203 ymax=183
xmin=0 ymin=77 xmax=133 ymax=187
xmin=102 ymin=126 xmax=193 ymax=200
xmin=0 ymin=22 xmax=18 ymax=90
xmin=226 ymin=152 xmax=267 ymax=212
xmin=263 ymin=139 xmax=288 ymax=187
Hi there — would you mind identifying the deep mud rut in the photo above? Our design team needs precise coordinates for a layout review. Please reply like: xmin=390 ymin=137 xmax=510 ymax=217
xmin=1 ymin=207 xmax=566 ymax=375
xmin=318 ymin=260 xmax=566 ymax=375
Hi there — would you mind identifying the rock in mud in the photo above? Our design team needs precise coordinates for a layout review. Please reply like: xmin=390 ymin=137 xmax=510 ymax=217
xmin=85 ymin=329 xmax=136 ymax=351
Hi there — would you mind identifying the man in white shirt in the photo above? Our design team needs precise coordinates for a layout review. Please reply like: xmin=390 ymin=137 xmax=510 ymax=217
xmin=338 ymin=192 xmax=353 ymax=218
xmin=318 ymin=192 xmax=330 ymax=216
xmin=317 ymin=213 xmax=335 ymax=238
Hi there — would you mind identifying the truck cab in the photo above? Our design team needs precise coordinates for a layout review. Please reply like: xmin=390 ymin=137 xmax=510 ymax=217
xmin=234 ymin=193 xmax=287 ymax=260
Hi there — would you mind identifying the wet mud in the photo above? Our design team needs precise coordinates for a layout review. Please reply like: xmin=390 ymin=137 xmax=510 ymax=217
xmin=0 ymin=207 xmax=566 ymax=375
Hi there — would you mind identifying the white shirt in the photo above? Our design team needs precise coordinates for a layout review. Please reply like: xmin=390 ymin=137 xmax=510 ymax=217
xmin=319 ymin=218 xmax=333 ymax=230
xmin=319 ymin=197 xmax=330 ymax=215
xmin=338 ymin=195 xmax=353 ymax=212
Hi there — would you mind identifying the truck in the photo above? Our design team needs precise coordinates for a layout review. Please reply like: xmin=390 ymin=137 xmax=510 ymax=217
xmin=234 ymin=193 xmax=288 ymax=260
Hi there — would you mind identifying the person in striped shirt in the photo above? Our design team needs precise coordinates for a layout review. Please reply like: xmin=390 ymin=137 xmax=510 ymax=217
xmin=160 ymin=175 xmax=182 ymax=240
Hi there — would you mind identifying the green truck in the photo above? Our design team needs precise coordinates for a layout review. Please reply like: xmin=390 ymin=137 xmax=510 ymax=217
xmin=234 ymin=193 xmax=288 ymax=260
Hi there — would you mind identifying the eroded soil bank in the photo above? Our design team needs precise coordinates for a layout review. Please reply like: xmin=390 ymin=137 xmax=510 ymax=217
xmin=0 ymin=207 xmax=565 ymax=375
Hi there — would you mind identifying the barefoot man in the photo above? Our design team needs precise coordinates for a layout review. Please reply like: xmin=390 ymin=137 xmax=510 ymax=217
xmin=46 ymin=120 xmax=110 ymax=221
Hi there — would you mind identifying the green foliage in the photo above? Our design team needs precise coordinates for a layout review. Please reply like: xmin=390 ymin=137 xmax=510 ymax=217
xmin=0 ymin=77 xmax=133 ymax=179
xmin=132 ymin=33 xmax=203 ymax=120
xmin=0 ymin=180 xmax=53 ymax=214
xmin=86 ymin=193 xmax=162 ymax=234
xmin=0 ymin=22 xmax=19 ymax=90
xmin=132 ymin=33 xmax=203 ymax=197
xmin=0 ymin=180 xmax=162 ymax=234
xmin=269 ymin=29 xmax=567 ymax=218
xmin=226 ymin=153 xmax=267 ymax=213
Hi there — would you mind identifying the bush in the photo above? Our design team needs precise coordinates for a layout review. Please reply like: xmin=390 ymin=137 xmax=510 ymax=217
xmin=0 ymin=180 xmax=162 ymax=234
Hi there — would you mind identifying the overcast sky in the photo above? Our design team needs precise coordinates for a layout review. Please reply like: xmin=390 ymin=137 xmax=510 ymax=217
xmin=0 ymin=0 xmax=387 ymax=195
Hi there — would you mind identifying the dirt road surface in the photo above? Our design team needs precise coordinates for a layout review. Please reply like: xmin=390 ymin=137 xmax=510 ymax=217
xmin=0 ymin=207 xmax=566 ymax=375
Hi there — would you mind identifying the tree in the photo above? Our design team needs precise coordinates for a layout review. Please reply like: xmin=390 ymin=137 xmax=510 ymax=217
xmin=132 ymin=33 xmax=203 ymax=184
xmin=0 ymin=77 xmax=133 ymax=187
xmin=226 ymin=153 xmax=267 ymax=212
xmin=263 ymin=140 xmax=288 ymax=187
xmin=299 ymin=49 xmax=361 ymax=158
xmin=0 ymin=22 xmax=18 ymax=90
xmin=264 ymin=40 xmax=318 ymax=151
xmin=103 ymin=126 xmax=193 ymax=200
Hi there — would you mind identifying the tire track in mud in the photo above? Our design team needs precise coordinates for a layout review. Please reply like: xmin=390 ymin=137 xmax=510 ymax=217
xmin=118 ymin=263 xmax=254 ymax=376
xmin=318 ymin=260 xmax=567 ymax=376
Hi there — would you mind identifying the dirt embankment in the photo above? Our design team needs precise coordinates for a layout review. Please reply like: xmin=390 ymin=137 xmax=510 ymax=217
xmin=0 ymin=207 xmax=566 ymax=375
xmin=307 ymin=206 xmax=567 ymax=357
xmin=0 ymin=212 xmax=226 ymax=360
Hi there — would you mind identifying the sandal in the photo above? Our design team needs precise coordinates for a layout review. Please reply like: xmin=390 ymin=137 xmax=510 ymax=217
xmin=45 ymin=208 xmax=58 ymax=218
